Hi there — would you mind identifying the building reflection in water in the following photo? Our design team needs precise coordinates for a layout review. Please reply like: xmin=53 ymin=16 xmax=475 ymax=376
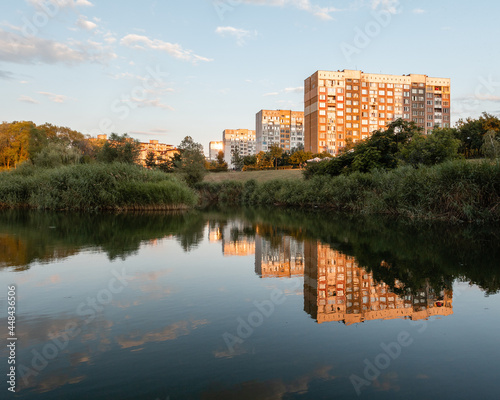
xmin=255 ymin=235 xmax=304 ymax=278
xmin=208 ymin=222 xmax=453 ymax=325
xmin=303 ymin=241 xmax=453 ymax=324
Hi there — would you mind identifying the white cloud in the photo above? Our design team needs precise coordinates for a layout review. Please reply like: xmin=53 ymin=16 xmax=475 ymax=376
xmin=412 ymin=8 xmax=425 ymax=14
xmin=27 ymin=0 xmax=93 ymax=8
xmin=18 ymin=95 xmax=38 ymax=103
xmin=215 ymin=26 xmax=257 ymax=46
xmin=371 ymin=0 xmax=401 ymax=14
xmin=130 ymin=129 xmax=169 ymax=136
xmin=129 ymin=97 xmax=174 ymax=110
xmin=263 ymin=92 xmax=280 ymax=96
xmin=120 ymin=34 xmax=213 ymax=63
xmin=242 ymin=0 xmax=339 ymax=20
xmin=0 ymin=29 xmax=116 ymax=64
xmin=38 ymin=91 xmax=68 ymax=103
xmin=76 ymin=15 xmax=97 ymax=30
xmin=104 ymin=32 xmax=117 ymax=44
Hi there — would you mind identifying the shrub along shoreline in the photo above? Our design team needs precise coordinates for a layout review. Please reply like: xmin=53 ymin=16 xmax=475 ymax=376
xmin=1 ymin=160 xmax=498 ymax=222
xmin=195 ymin=160 xmax=500 ymax=223
xmin=0 ymin=163 xmax=198 ymax=211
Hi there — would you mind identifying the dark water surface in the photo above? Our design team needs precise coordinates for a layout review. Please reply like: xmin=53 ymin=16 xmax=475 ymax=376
xmin=1 ymin=209 xmax=499 ymax=399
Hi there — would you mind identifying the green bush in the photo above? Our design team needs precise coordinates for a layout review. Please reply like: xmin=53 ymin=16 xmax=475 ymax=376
xmin=0 ymin=163 xmax=197 ymax=210
xmin=195 ymin=160 xmax=500 ymax=222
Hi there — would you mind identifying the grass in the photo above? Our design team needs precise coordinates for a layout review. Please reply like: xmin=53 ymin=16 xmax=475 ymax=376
xmin=203 ymin=169 xmax=304 ymax=183
xmin=0 ymin=163 xmax=198 ymax=211
xmin=196 ymin=160 xmax=500 ymax=222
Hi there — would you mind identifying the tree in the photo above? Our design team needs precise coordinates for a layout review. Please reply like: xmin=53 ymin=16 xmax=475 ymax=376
xmin=175 ymin=136 xmax=206 ymax=185
xmin=32 ymin=142 xmax=82 ymax=168
xmin=481 ymin=130 xmax=500 ymax=160
xmin=145 ymin=151 xmax=157 ymax=168
xmin=256 ymin=151 xmax=272 ymax=169
xmin=289 ymin=150 xmax=313 ymax=168
xmin=0 ymin=121 xmax=32 ymax=169
xmin=157 ymin=156 xmax=174 ymax=173
xmin=399 ymin=127 xmax=461 ymax=167
xmin=243 ymin=154 xmax=257 ymax=166
xmin=231 ymin=148 xmax=244 ymax=171
xmin=215 ymin=150 xmax=228 ymax=171
xmin=304 ymin=118 xmax=420 ymax=178
xmin=269 ymin=144 xmax=284 ymax=169
xmin=97 ymin=133 xmax=141 ymax=164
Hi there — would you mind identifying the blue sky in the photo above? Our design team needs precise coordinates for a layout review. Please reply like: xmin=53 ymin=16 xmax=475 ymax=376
xmin=1 ymin=0 xmax=500 ymax=153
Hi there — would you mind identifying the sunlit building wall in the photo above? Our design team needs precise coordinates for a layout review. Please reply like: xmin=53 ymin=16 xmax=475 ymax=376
xmin=209 ymin=141 xmax=224 ymax=161
xmin=304 ymin=69 xmax=451 ymax=155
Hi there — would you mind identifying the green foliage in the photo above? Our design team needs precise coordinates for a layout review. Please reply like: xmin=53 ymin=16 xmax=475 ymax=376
xmin=0 ymin=163 xmax=197 ymax=210
xmin=97 ymin=133 xmax=141 ymax=164
xmin=32 ymin=142 xmax=82 ymax=168
xmin=269 ymin=143 xmax=284 ymax=169
xmin=175 ymin=136 xmax=207 ymax=186
xmin=304 ymin=119 xmax=463 ymax=178
xmin=481 ymin=130 xmax=500 ymax=160
xmin=195 ymin=160 xmax=500 ymax=222
xmin=145 ymin=151 xmax=157 ymax=168
xmin=231 ymin=148 xmax=244 ymax=171
xmin=399 ymin=127 xmax=461 ymax=167
xmin=455 ymin=112 xmax=500 ymax=158
xmin=289 ymin=150 xmax=312 ymax=167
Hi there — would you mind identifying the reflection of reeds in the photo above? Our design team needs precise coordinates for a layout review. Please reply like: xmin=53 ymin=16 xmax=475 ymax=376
xmin=0 ymin=163 xmax=198 ymax=211
xmin=196 ymin=160 xmax=500 ymax=222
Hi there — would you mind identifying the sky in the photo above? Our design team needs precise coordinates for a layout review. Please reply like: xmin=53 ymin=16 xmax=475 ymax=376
xmin=1 ymin=0 xmax=500 ymax=154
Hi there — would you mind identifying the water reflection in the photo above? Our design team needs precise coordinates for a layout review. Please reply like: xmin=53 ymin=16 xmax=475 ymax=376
xmin=207 ymin=220 xmax=453 ymax=324
xmin=302 ymin=242 xmax=453 ymax=324
xmin=0 ymin=209 xmax=499 ymax=399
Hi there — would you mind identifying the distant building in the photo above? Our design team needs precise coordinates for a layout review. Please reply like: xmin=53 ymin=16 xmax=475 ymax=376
xmin=304 ymin=69 xmax=451 ymax=155
xmin=139 ymin=139 xmax=178 ymax=167
xmin=256 ymin=109 xmax=304 ymax=153
xmin=209 ymin=141 xmax=224 ymax=161
xmin=222 ymin=129 xmax=256 ymax=168
xmin=90 ymin=135 xmax=178 ymax=167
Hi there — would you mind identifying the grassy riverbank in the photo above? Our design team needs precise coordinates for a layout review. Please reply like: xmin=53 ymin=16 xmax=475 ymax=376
xmin=0 ymin=163 xmax=198 ymax=211
xmin=196 ymin=160 xmax=500 ymax=222
xmin=204 ymin=169 xmax=303 ymax=183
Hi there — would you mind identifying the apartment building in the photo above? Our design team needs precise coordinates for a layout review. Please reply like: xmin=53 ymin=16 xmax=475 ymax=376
xmin=90 ymin=135 xmax=178 ymax=166
xmin=208 ymin=141 xmax=224 ymax=161
xmin=222 ymin=129 xmax=256 ymax=168
xmin=256 ymin=109 xmax=304 ymax=153
xmin=139 ymin=139 xmax=178 ymax=166
xmin=304 ymin=70 xmax=451 ymax=155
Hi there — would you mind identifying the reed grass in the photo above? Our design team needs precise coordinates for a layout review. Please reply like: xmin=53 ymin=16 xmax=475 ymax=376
xmin=196 ymin=160 xmax=500 ymax=222
xmin=0 ymin=163 xmax=198 ymax=211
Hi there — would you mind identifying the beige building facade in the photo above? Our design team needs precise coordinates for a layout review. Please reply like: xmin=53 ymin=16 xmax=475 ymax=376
xmin=304 ymin=70 xmax=451 ymax=155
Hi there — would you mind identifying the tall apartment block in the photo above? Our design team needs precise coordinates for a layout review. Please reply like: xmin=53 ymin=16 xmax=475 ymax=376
xmin=222 ymin=129 xmax=256 ymax=168
xmin=208 ymin=141 xmax=224 ymax=161
xmin=304 ymin=70 xmax=451 ymax=155
xmin=256 ymin=109 xmax=304 ymax=153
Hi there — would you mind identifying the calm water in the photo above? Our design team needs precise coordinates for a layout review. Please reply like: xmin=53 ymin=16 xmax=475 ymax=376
xmin=1 ymin=209 xmax=499 ymax=399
